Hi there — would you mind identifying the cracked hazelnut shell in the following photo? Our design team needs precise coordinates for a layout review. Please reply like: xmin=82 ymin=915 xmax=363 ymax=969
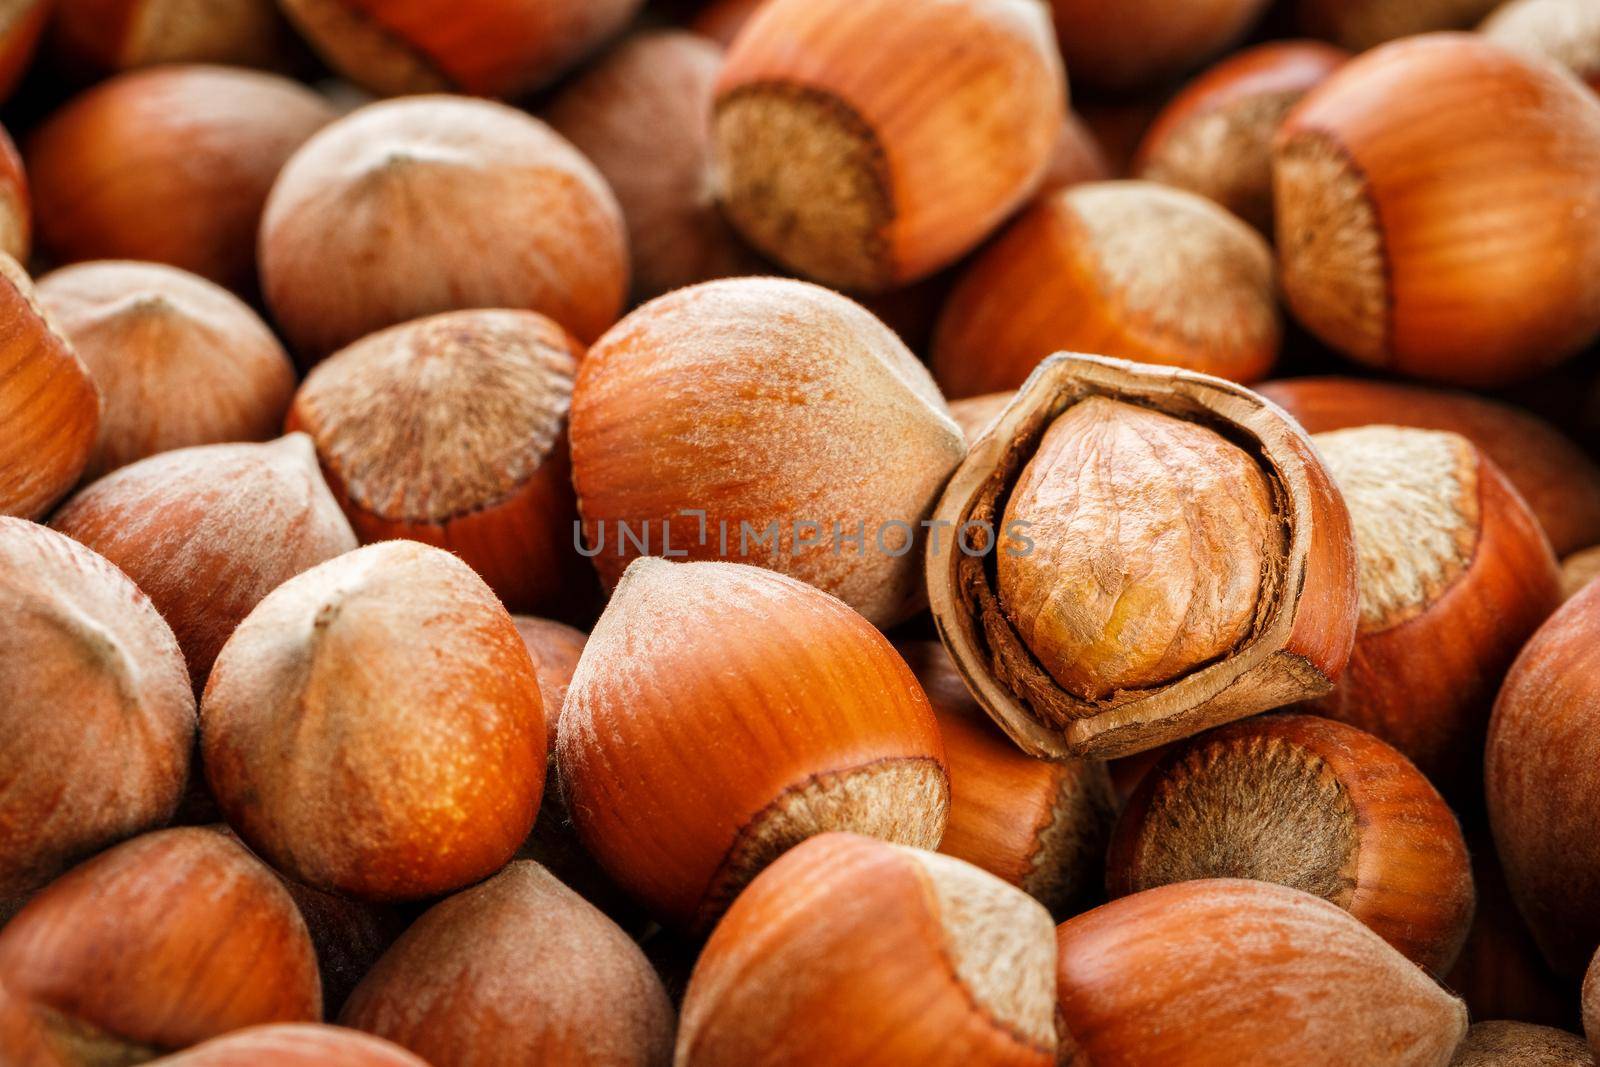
xmin=154 ymin=1025 xmax=430 ymax=1067
xmin=1047 ymin=0 xmax=1272 ymax=91
xmin=1483 ymin=0 xmax=1600 ymax=90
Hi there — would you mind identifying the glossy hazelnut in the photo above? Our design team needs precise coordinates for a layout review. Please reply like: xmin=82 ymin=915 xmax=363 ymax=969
xmin=49 ymin=0 xmax=288 ymax=74
xmin=1563 ymin=547 xmax=1600 ymax=602
xmin=38 ymin=260 xmax=295 ymax=480
xmin=690 ymin=0 xmax=766 ymax=45
xmin=557 ymin=558 xmax=949 ymax=931
xmin=202 ymin=541 xmax=547 ymax=901
xmin=1047 ymin=0 xmax=1272 ymax=91
xmin=1449 ymin=1022 xmax=1594 ymax=1066
xmin=1483 ymin=0 xmax=1600 ymax=89
xmin=260 ymin=95 xmax=627 ymax=362
xmin=1135 ymin=40 xmax=1349 ymax=232
xmin=1299 ymin=0 xmax=1502 ymax=49
xmin=340 ymin=861 xmax=673 ymax=1066
xmin=546 ymin=31 xmax=765 ymax=302
xmin=1274 ymin=34 xmax=1600 ymax=386
xmin=26 ymin=65 xmax=335 ymax=292
xmin=932 ymin=182 xmax=1281 ymax=399
xmin=711 ymin=0 xmax=1064 ymax=291
xmin=0 ymin=518 xmax=194 ymax=916
xmin=0 ymin=827 xmax=321 ymax=1058
xmin=1307 ymin=426 xmax=1559 ymax=797
xmin=286 ymin=308 xmax=586 ymax=615
xmin=928 ymin=353 xmax=1358 ymax=760
xmin=570 ymin=277 xmax=966 ymax=627
xmin=152 ymin=1025 xmax=430 ymax=1067
xmin=0 ymin=0 xmax=48 ymax=104
xmin=0 ymin=121 xmax=28 ymax=262
xmin=277 ymin=0 xmax=642 ymax=98
xmin=51 ymin=433 xmax=357 ymax=686
xmin=677 ymin=833 xmax=1058 ymax=1066
xmin=1108 ymin=713 xmax=1474 ymax=975
xmin=1055 ymin=879 xmax=1468 ymax=1064
xmin=0 ymin=255 xmax=98 ymax=520
xmin=900 ymin=640 xmax=1114 ymax=915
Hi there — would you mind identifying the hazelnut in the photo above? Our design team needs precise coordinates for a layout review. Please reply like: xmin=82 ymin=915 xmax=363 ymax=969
xmin=1274 ymin=34 xmax=1600 ymax=387
xmin=1587 ymin=951 xmax=1600 ymax=1055
xmin=1055 ymin=879 xmax=1468 ymax=1064
xmin=1483 ymin=0 xmax=1600 ymax=89
xmin=1563 ymin=546 xmax=1600 ymax=602
xmin=1487 ymin=578 xmax=1600 ymax=974
xmin=928 ymin=353 xmax=1358 ymax=760
xmin=557 ymin=558 xmax=949 ymax=931
xmin=1307 ymin=426 xmax=1560 ymax=797
xmin=514 ymin=616 xmax=587 ymax=737
xmin=690 ymin=0 xmax=766 ymax=45
xmin=1107 ymin=713 xmax=1475 ymax=975
xmin=276 ymin=0 xmax=643 ymax=98
xmin=202 ymin=540 xmax=547 ymax=901
xmin=0 ymin=0 xmax=47 ymax=104
xmin=546 ymin=31 xmax=766 ymax=302
xmin=151 ymin=1025 xmax=430 ymax=1067
xmin=49 ymin=0 xmax=288 ymax=75
xmin=0 ymin=121 xmax=29 ymax=262
xmin=711 ymin=0 xmax=1064 ymax=291
xmin=26 ymin=65 xmax=335 ymax=292
xmin=1038 ymin=112 xmax=1113 ymax=196
xmin=1046 ymin=0 xmax=1272 ymax=91
xmin=570 ymin=277 xmax=966 ymax=627
xmin=1449 ymin=1022 xmax=1594 ymax=1066
xmin=900 ymin=640 xmax=1115 ymax=915
xmin=931 ymin=182 xmax=1282 ymax=399
xmin=37 ymin=260 xmax=295 ymax=480
xmin=340 ymin=861 xmax=673 ymax=1066
xmin=0 ymin=255 xmax=98 ymax=520
xmin=259 ymin=95 xmax=627 ymax=362
xmin=286 ymin=308 xmax=587 ymax=616
xmin=270 ymin=875 xmax=410 ymax=1019
xmin=50 ymin=433 xmax=358 ymax=687
xmin=948 ymin=391 xmax=1016 ymax=445
xmin=0 ymin=827 xmax=321 ymax=1058
xmin=677 ymin=833 xmax=1058 ymax=1066
xmin=1260 ymin=376 xmax=1600 ymax=557
xmin=0 ymin=518 xmax=194 ymax=916
xmin=1134 ymin=40 xmax=1350 ymax=232
xmin=1299 ymin=0 xmax=1503 ymax=49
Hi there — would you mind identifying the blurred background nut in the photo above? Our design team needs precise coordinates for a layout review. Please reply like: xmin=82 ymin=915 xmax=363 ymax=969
xmin=151 ymin=1025 xmax=430 ymax=1067
xmin=1482 ymin=0 xmax=1600 ymax=89
xmin=1047 ymin=0 xmax=1273 ymax=91
xmin=1300 ymin=0 xmax=1501 ymax=49
xmin=48 ymin=0 xmax=290 ymax=75
xmin=0 ymin=122 xmax=28 ymax=262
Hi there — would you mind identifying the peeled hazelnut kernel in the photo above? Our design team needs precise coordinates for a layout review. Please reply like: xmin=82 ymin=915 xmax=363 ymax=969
xmin=1308 ymin=426 xmax=1560 ymax=796
xmin=691 ymin=0 xmax=766 ymax=45
xmin=901 ymin=640 xmax=1114 ymax=916
xmin=558 ymin=558 xmax=949 ymax=931
xmin=0 ymin=122 xmax=29 ymax=262
xmin=948 ymin=391 xmax=1016 ymax=446
xmin=1047 ymin=0 xmax=1272 ymax=91
xmin=546 ymin=32 xmax=765 ymax=303
xmin=931 ymin=182 xmax=1281 ymax=400
xmin=152 ymin=1025 xmax=429 ymax=1067
xmin=286 ymin=309 xmax=585 ymax=616
xmin=277 ymin=0 xmax=642 ymax=99
xmin=26 ymin=66 xmax=335 ymax=293
xmin=1563 ymin=547 xmax=1600 ymax=602
xmin=38 ymin=261 xmax=295 ymax=480
xmin=202 ymin=541 xmax=547 ymax=902
xmin=677 ymin=833 xmax=1058 ymax=1067
xmin=260 ymin=96 xmax=627 ymax=363
xmin=1483 ymin=0 xmax=1600 ymax=89
xmin=50 ymin=434 xmax=358 ymax=687
xmin=711 ymin=0 xmax=1064 ymax=291
xmin=340 ymin=861 xmax=672 ymax=1066
xmin=1487 ymin=579 xmax=1600 ymax=975
xmin=49 ymin=0 xmax=288 ymax=74
xmin=1055 ymin=879 xmax=1468 ymax=1065
xmin=0 ymin=827 xmax=321 ymax=1058
xmin=571 ymin=277 xmax=966 ymax=628
xmin=1275 ymin=34 xmax=1600 ymax=387
xmin=1300 ymin=0 xmax=1502 ymax=49
xmin=0 ymin=519 xmax=195 ymax=915
xmin=1261 ymin=376 xmax=1600 ymax=557
xmin=1108 ymin=713 xmax=1474 ymax=975
xmin=1135 ymin=40 xmax=1349 ymax=232
xmin=0 ymin=255 xmax=99 ymax=520
xmin=1450 ymin=1022 xmax=1593 ymax=1066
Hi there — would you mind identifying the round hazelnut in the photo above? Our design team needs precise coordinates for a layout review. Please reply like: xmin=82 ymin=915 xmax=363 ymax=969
xmin=711 ymin=0 xmax=1064 ymax=291
xmin=1450 ymin=1022 xmax=1594 ymax=1066
xmin=0 ymin=121 xmax=29 ymax=262
xmin=1307 ymin=426 xmax=1560 ymax=797
xmin=50 ymin=433 xmax=358 ymax=686
xmin=928 ymin=353 xmax=1359 ymax=760
xmin=0 ymin=827 xmax=321 ymax=1057
xmin=677 ymin=833 xmax=1058 ymax=1066
xmin=1135 ymin=40 xmax=1349 ymax=232
xmin=0 ymin=0 xmax=48 ymax=104
xmin=1274 ymin=34 xmax=1600 ymax=387
xmin=1563 ymin=546 xmax=1600 ymax=602
xmin=202 ymin=540 xmax=547 ymax=901
xmin=1299 ymin=0 xmax=1503 ymax=49
xmin=557 ymin=558 xmax=950 ymax=931
xmin=1055 ymin=879 xmax=1468 ymax=1064
xmin=37 ymin=260 xmax=295 ymax=480
xmin=1483 ymin=0 xmax=1600 ymax=89
xmin=286 ymin=308 xmax=586 ymax=616
xmin=1108 ymin=713 xmax=1474 ymax=975
xmin=0 ymin=518 xmax=195 ymax=916
xmin=340 ymin=861 xmax=673 ymax=1066
xmin=277 ymin=0 xmax=643 ymax=98
xmin=570 ymin=277 xmax=966 ymax=628
xmin=1046 ymin=0 xmax=1272 ymax=91
xmin=931 ymin=181 xmax=1281 ymax=399
xmin=259 ymin=95 xmax=627 ymax=362
xmin=26 ymin=65 xmax=335 ymax=292
xmin=49 ymin=0 xmax=288 ymax=74
xmin=690 ymin=0 xmax=766 ymax=45
xmin=152 ymin=1025 xmax=430 ymax=1067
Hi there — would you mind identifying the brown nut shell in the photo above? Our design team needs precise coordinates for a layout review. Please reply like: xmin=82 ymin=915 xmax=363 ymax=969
xmin=1299 ymin=0 xmax=1502 ymax=49
xmin=0 ymin=121 xmax=28 ymax=262
xmin=152 ymin=1025 xmax=430 ymax=1067
xmin=1563 ymin=547 xmax=1600 ymax=602
xmin=691 ymin=0 xmax=766 ymax=46
xmin=50 ymin=0 xmax=288 ymax=74
xmin=0 ymin=1 xmax=48 ymax=104
xmin=1047 ymin=0 xmax=1272 ymax=91
xmin=1450 ymin=1022 xmax=1593 ymax=1066
xmin=1587 ymin=951 xmax=1600 ymax=1057
xmin=1483 ymin=0 xmax=1600 ymax=90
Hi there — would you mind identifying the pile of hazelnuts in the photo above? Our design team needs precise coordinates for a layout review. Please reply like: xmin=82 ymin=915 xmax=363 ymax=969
xmin=7 ymin=0 xmax=1600 ymax=1063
